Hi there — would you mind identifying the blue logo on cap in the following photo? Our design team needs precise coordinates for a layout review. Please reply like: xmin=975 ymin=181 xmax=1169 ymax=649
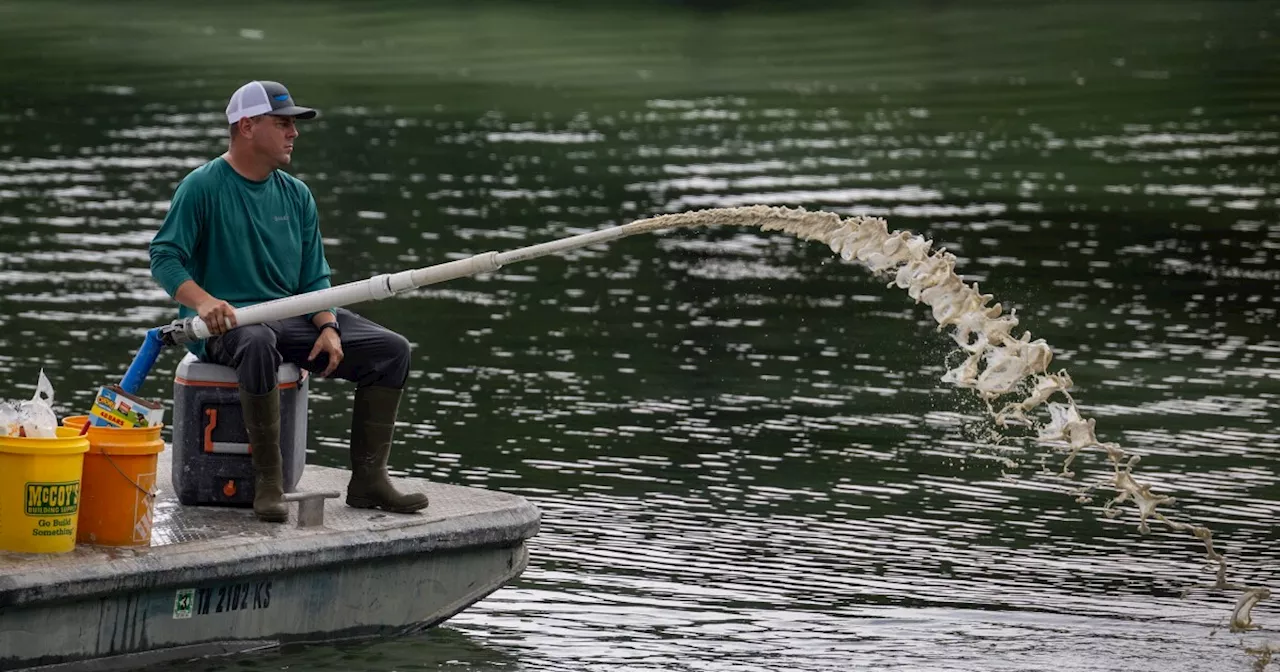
xmin=273 ymin=94 xmax=290 ymax=101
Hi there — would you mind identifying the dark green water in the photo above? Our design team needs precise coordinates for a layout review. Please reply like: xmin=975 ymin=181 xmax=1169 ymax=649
xmin=1 ymin=1 xmax=1279 ymax=670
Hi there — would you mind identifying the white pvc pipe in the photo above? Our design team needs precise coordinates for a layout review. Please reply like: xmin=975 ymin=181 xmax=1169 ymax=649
xmin=185 ymin=252 xmax=508 ymax=340
xmin=492 ymin=220 xmax=653 ymax=267
xmin=171 ymin=207 xmax=796 ymax=345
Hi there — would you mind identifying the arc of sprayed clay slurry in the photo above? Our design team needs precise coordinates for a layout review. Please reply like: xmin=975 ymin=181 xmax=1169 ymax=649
xmin=620 ymin=205 xmax=1270 ymax=633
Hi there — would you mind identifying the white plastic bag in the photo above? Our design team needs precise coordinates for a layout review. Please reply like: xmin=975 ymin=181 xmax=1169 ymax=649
xmin=12 ymin=370 xmax=58 ymax=438
xmin=0 ymin=402 xmax=19 ymax=437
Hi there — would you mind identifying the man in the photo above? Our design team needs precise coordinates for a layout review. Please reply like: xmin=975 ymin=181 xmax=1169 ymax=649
xmin=149 ymin=80 xmax=428 ymax=522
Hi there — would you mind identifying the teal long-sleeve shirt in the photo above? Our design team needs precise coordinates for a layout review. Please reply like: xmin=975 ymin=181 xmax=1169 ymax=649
xmin=149 ymin=156 xmax=335 ymax=359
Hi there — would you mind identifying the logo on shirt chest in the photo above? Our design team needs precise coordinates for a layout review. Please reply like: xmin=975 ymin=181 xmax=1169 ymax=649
xmin=273 ymin=215 xmax=290 ymax=222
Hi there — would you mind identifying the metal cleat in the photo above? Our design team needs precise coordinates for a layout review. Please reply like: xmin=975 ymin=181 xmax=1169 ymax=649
xmin=283 ymin=490 xmax=341 ymax=528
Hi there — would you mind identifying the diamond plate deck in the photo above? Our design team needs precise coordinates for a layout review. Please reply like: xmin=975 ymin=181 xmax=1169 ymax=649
xmin=0 ymin=448 xmax=540 ymax=607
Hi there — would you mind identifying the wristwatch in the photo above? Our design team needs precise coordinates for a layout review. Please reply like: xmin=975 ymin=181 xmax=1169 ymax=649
xmin=320 ymin=321 xmax=341 ymax=336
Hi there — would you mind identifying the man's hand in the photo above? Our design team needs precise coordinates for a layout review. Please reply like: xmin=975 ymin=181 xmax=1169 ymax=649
xmin=196 ymin=298 xmax=237 ymax=335
xmin=309 ymin=328 xmax=343 ymax=377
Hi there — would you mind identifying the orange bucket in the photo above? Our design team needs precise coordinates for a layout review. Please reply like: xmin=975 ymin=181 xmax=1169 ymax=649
xmin=63 ymin=415 xmax=164 ymax=547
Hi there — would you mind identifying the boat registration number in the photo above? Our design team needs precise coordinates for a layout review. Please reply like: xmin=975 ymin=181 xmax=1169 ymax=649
xmin=172 ymin=580 xmax=272 ymax=619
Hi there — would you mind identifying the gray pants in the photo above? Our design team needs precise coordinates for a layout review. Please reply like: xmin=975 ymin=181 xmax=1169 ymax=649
xmin=205 ymin=308 xmax=411 ymax=395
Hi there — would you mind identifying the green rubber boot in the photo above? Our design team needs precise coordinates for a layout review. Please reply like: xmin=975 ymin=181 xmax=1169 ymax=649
xmin=240 ymin=387 xmax=288 ymax=523
xmin=346 ymin=386 xmax=429 ymax=513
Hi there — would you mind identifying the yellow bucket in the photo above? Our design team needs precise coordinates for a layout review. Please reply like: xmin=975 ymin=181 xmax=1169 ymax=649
xmin=0 ymin=426 xmax=89 ymax=554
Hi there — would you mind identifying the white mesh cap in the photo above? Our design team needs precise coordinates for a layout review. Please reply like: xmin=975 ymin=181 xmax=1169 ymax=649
xmin=225 ymin=80 xmax=318 ymax=125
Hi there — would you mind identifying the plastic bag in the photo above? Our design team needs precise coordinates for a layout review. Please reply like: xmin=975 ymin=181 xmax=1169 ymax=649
xmin=0 ymin=402 xmax=19 ymax=437
xmin=0 ymin=370 xmax=59 ymax=438
xmin=20 ymin=370 xmax=58 ymax=438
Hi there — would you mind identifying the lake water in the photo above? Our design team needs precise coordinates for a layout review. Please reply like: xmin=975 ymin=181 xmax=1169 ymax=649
xmin=1 ymin=1 xmax=1278 ymax=670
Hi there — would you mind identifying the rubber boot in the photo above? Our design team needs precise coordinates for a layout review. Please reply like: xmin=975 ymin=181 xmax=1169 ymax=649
xmin=240 ymin=387 xmax=288 ymax=523
xmin=346 ymin=386 xmax=429 ymax=513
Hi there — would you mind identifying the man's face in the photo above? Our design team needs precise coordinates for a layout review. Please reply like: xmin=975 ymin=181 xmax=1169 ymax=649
xmin=245 ymin=115 xmax=298 ymax=167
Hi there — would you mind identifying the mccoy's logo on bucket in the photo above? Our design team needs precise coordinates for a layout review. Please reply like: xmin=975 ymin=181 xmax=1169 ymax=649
xmin=26 ymin=481 xmax=80 ymax=516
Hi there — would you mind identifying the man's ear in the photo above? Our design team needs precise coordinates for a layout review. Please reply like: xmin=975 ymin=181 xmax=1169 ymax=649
xmin=237 ymin=116 xmax=256 ymax=139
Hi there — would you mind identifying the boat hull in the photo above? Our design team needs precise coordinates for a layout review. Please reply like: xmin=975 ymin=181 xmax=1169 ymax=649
xmin=0 ymin=451 xmax=538 ymax=671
